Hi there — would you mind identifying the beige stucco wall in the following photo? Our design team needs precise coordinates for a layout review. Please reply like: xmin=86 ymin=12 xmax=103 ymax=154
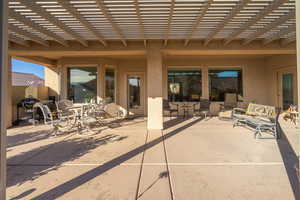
xmin=11 ymin=86 xmax=48 ymax=122
xmin=45 ymin=67 xmax=59 ymax=97
xmin=56 ymin=55 xmax=280 ymax=116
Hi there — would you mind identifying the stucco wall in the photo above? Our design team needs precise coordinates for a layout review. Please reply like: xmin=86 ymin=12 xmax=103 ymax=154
xmin=57 ymin=55 xmax=295 ymax=115
xmin=45 ymin=67 xmax=59 ymax=97
xmin=11 ymin=86 xmax=48 ymax=122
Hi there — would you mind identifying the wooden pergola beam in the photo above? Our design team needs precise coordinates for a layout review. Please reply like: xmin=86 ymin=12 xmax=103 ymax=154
xmin=184 ymin=0 xmax=213 ymax=46
xmin=9 ymin=34 xmax=30 ymax=47
xmin=133 ymin=0 xmax=146 ymax=47
xmin=281 ymin=34 xmax=296 ymax=46
xmin=263 ymin=24 xmax=296 ymax=45
xmin=204 ymin=0 xmax=250 ymax=46
xmin=8 ymin=24 xmax=49 ymax=47
xmin=9 ymin=9 xmax=69 ymax=47
xmin=57 ymin=0 xmax=106 ymax=46
xmin=164 ymin=0 xmax=175 ymax=46
xmin=224 ymin=0 xmax=289 ymax=45
xmin=243 ymin=10 xmax=295 ymax=45
xmin=13 ymin=56 xmax=57 ymax=67
xmin=20 ymin=1 xmax=88 ymax=47
xmin=95 ymin=0 xmax=127 ymax=47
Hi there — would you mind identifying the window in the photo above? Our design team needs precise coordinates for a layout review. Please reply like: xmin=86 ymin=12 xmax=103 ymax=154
xmin=209 ymin=69 xmax=243 ymax=102
xmin=67 ymin=67 xmax=97 ymax=103
xmin=105 ymin=68 xmax=115 ymax=103
xmin=168 ymin=70 xmax=202 ymax=102
xmin=128 ymin=76 xmax=141 ymax=108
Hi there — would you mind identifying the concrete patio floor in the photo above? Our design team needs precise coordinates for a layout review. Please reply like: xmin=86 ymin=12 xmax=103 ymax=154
xmin=6 ymin=116 xmax=300 ymax=200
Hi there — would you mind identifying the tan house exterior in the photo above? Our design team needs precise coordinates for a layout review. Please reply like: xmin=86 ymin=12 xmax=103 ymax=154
xmin=1 ymin=0 xmax=300 ymax=199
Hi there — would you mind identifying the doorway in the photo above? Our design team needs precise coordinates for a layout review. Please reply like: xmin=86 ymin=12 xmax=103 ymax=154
xmin=127 ymin=73 xmax=145 ymax=116
xmin=278 ymin=71 xmax=295 ymax=110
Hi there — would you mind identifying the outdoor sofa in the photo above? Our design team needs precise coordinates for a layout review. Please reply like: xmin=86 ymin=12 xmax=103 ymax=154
xmin=232 ymin=103 xmax=281 ymax=139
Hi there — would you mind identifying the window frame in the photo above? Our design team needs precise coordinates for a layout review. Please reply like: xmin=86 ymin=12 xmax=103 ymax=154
xmin=167 ymin=67 xmax=203 ymax=102
xmin=66 ymin=65 xmax=99 ymax=104
xmin=208 ymin=67 xmax=244 ymax=102
xmin=104 ymin=65 xmax=117 ymax=103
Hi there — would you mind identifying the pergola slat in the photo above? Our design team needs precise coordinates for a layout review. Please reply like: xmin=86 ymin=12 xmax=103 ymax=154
xmin=134 ymin=0 xmax=146 ymax=47
xmin=281 ymin=34 xmax=296 ymax=45
xmin=184 ymin=0 xmax=213 ymax=46
xmin=19 ymin=1 xmax=89 ymax=47
xmin=204 ymin=0 xmax=250 ymax=46
xmin=5 ymin=0 xmax=295 ymax=46
xmin=9 ymin=34 xmax=30 ymax=47
xmin=8 ymin=24 xmax=49 ymax=47
xmin=263 ymin=24 xmax=296 ymax=45
xmin=57 ymin=0 xmax=106 ymax=46
xmin=243 ymin=9 xmax=295 ymax=45
xmin=95 ymin=0 xmax=127 ymax=47
xmin=224 ymin=0 xmax=289 ymax=45
xmin=8 ymin=9 xmax=69 ymax=47
xmin=164 ymin=0 xmax=175 ymax=46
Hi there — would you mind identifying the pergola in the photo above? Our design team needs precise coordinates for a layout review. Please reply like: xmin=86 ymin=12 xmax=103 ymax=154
xmin=1 ymin=0 xmax=300 ymax=199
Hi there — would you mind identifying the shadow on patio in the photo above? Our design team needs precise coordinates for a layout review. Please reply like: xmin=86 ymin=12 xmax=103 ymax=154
xmin=27 ymin=117 xmax=203 ymax=200
xmin=7 ymin=134 xmax=128 ymax=188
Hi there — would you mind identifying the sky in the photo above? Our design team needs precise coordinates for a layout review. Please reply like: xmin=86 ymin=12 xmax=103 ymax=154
xmin=12 ymin=59 xmax=45 ymax=79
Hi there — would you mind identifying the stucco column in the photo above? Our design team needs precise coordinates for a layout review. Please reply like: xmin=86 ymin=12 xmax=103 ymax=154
xmin=0 ymin=0 xmax=8 ymax=199
xmin=147 ymin=49 xmax=163 ymax=130
xmin=297 ymin=0 xmax=300 ymax=109
xmin=202 ymin=66 xmax=209 ymax=99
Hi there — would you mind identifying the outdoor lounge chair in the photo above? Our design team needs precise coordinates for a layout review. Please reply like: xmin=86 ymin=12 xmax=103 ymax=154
xmin=193 ymin=99 xmax=210 ymax=118
xmin=163 ymin=99 xmax=179 ymax=118
xmin=233 ymin=103 xmax=281 ymax=139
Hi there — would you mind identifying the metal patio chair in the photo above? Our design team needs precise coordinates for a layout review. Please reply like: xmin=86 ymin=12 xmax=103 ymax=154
xmin=163 ymin=99 xmax=179 ymax=118
xmin=220 ymin=93 xmax=238 ymax=111
xmin=33 ymin=103 xmax=66 ymax=137
xmin=193 ymin=99 xmax=211 ymax=118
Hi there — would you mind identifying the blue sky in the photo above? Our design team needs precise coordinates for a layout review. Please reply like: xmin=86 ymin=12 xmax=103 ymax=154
xmin=12 ymin=59 xmax=45 ymax=79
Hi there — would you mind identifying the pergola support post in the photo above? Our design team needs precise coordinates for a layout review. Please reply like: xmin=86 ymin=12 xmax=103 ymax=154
xmin=296 ymin=0 xmax=300 ymax=109
xmin=0 ymin=0 xmax=8 ymax=199
xmin=147 ymin=49 xmax=163 ymax=130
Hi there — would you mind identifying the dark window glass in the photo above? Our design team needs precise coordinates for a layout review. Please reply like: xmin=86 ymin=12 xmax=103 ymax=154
xmin=209 ymin=69 xmax=243 ymax=102
xmin=105 ymin=68 xmax=115 ymax=103
xmin=67 ymin=67 xmax=97 ymax=103
xmin=168 ymin=70 xmax=202 ymax=102
xmin=128 ymin=77 xmax=141 ymax=108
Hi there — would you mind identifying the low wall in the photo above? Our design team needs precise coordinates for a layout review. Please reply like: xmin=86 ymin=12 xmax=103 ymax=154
xmin=11 ymin=86 xmax=49 ymax=124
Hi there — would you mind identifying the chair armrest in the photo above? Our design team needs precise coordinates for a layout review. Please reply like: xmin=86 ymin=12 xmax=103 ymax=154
xmin=232 ymin=108 xmax=246 ymax=115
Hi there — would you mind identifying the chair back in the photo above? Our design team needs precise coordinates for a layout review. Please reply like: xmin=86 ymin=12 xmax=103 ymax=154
xmin=56 ymin=99 xmax=73 ymax=112
xmin=163 ymin=99 xmax=170 ymax=110
xmin=33 ymin=103 xmax=54 ymax=125
xmin=224 ymin=93 xmax=237 ymax=108
xmin=246 ymin=103 xmax=276 ymax=118
xmin=200 ymin=99 xmax=210 ymax=110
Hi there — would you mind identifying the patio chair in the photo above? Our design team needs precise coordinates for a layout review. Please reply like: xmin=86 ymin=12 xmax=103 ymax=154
xmin=220 ymin=93 xmax=237 ymax=111
xmin=163 ymin=99 xmax=179 ymax=118
xmin=33 ymin=103 xmax=65 ymax=137
xmin=55 ymin=99 xmax=76 ymax=123
xmin=193 ymin=99 xmax=211 ymax=118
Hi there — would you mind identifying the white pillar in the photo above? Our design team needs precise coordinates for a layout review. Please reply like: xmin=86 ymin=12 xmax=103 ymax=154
xmin=297 ymin=0 xmax=300 ymax=109
xmin=147 ymin=49 xmax=163 ymax=130
xmin=0 ymin=0 xmax=8 ymax=199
